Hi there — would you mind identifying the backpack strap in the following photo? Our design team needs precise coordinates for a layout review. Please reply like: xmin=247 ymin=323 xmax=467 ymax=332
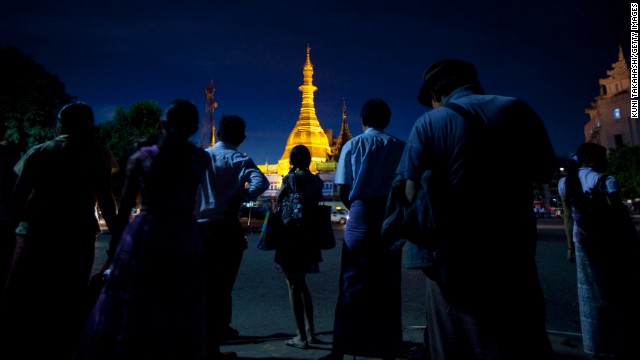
xmin=442 ymin=101 xmax=485 ymax=127
xmin=594 ymin=174 xmax=606 ymax=192
xmin=285 ymin=172 xmax=298 ymax=193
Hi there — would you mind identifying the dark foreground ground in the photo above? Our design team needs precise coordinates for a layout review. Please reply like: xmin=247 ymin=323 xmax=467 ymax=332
xmin=93 ymin=216 xmax=640 ymax=359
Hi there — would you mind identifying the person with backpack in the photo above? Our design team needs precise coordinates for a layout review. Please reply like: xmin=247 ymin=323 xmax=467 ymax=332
xmin=275 ymin=144 xmax=324 ymax=350
xmin=565 ymin=142 xmax=640 ymax=359
xmin=396 ymin=59 xmax=556 ymax=360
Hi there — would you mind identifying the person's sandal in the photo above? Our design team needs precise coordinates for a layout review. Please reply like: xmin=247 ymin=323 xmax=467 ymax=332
xmin=284 ymin=338 xmax=308 ymax=349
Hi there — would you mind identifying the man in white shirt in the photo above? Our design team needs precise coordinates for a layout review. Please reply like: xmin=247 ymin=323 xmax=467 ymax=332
xmin=197 ymin=115 xmax=269 ymax=360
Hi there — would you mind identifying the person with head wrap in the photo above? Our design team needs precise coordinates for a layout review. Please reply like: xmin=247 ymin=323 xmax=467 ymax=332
xmin=0 ymin=101 xmax=119 ymax=359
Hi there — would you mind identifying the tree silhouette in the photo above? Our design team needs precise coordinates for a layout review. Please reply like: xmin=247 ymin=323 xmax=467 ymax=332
xmin=97 ymin=100 xmax=162 ymax=193
xmin=607 ymin=144 xmax=640 ymax=201
xmin=0 ymin=46 xmax=74 ymax=153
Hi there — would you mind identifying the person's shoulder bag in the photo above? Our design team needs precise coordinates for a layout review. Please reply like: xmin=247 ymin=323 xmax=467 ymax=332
xmin=280 ymin=174 xmax=305 ymax=226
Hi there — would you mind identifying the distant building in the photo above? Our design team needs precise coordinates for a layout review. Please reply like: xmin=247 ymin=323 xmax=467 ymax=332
xmin=584 ymin=45 xmax=638 ymax=150
xmin=546 ymin=47 xmax=636 ymax=215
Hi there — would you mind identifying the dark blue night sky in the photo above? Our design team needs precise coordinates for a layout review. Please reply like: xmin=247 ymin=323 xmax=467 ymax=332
xmin=1 ymin=0 xmax=630 ymax=163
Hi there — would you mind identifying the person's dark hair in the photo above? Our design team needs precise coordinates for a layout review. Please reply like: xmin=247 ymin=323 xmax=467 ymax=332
xmin=217 ymin=115 xmax=246 ymax=146
xmin=57 ymin=101 xmax=95 ymax=135
xmin=289 ymin=144 xmax=311 ymax=170
xmin=565 ymin=143 xmax=611 ymax=207
xmin=360 ymin=98 xmax=391 ymax=130
xmin=417 ymin=59 xmax=481 ymax=106
xmin=163 ymin=99 xmax=199 ymax=138
xmin=576 ymin=142 xmax=607 ymax=173
xmin=564 ymin=154 xmax=579 ymax=173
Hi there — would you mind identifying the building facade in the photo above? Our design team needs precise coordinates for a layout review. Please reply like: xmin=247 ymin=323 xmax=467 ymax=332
xmin=544 ymin=46 xmax=636 ymax=216
xmin=584 ymin=45 xmax=638 ymax=150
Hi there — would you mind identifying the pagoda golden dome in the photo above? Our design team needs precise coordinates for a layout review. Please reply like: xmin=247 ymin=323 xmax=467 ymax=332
xmin=277 ymin=45 xmax=333 ymax=175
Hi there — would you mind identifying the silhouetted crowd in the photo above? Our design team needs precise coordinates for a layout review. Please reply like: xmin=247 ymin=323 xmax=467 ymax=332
xmin=1 ymin=59 xmax=638 ymax=360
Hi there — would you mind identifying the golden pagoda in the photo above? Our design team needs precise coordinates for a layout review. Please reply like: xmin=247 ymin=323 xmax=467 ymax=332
xmin=275 ymin=45 xmax=334 ymax=175
xmin=257 ymin=45 xmax=353 ymax=198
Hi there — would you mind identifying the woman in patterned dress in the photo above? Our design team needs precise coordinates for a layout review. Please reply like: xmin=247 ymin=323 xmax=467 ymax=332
xmin=76 ymin=99 xmax=210 ymax=360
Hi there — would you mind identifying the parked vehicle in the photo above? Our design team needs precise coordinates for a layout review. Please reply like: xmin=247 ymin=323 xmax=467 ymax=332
xmin=331 ymin=208 xmax=349 ymax=224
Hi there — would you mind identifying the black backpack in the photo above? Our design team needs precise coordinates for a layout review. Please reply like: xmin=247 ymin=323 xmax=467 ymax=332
xmin=567 ymin=172 xmax=638 ymax=246
xmin=280 ymin=174 xmax=304 ymax=225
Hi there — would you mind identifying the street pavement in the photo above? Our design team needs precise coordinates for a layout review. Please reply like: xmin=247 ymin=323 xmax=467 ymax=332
xmin=94 ymin=218 xmax=597 ymax=360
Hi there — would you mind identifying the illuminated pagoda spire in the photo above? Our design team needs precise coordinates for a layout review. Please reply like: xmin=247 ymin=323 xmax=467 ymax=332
xmin=277 ymin=44 xmax=332 ymax=174
xmin=331 ymin=98 xmax=352 ymax=160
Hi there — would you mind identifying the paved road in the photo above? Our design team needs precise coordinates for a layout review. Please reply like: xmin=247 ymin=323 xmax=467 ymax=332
xmin=536 ymin=220 xmax=582 ymax=337
xmin=94 ymin=218 xmax=632 ymax=359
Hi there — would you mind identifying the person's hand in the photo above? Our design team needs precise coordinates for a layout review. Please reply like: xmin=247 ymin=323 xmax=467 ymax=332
xmin=567 ymin=248 xmax=576 ymax=263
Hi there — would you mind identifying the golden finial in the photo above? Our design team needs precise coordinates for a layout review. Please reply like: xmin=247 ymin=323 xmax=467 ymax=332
xmin=618 ymin=43 xmax=624 ymax=61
